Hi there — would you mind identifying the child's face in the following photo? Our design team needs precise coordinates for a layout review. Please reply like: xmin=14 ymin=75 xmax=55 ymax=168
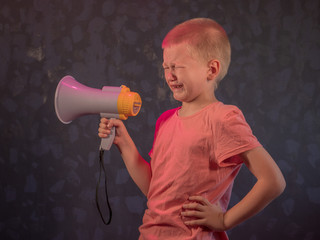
xmin=162 ymin=43 xmax=214 ymax=104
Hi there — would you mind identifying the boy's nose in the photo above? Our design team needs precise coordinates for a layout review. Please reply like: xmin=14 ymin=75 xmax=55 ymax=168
xmin=166 ymin=71 xmax=177 ymax=81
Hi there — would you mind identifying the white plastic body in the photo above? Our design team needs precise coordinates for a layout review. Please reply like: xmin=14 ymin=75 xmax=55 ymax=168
xmin=55 ymin=76 xmax=121 ymax=124
xmin=54 ymin=76 xmax=122 ymax=151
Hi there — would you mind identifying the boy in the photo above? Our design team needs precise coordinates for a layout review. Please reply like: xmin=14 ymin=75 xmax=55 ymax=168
xmin=98 ymin=18 xmax=285 ymax=239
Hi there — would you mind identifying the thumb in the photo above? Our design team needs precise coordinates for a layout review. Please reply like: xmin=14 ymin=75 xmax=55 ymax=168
xmin=107 ymin=118 xmax=122 ymax=128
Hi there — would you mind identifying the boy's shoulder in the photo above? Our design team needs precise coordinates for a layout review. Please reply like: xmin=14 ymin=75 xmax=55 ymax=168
xmin=215 ymin=102 xmax=240 ymax=112
xmin=213 ymin=102 xmax=243 ymax=121
xmin=153 ymin=108 xmax=178 ymax=134
xmin=157 ymin=108 xmax=178 ymax=123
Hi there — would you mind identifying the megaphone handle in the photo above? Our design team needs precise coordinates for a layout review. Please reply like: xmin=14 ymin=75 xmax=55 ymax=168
xmin=100 ymin=126 xmax=115 ymax=151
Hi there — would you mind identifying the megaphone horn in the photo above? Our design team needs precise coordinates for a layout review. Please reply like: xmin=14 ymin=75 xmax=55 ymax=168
xmin=54 ymin=75 xmax=142 ymax=150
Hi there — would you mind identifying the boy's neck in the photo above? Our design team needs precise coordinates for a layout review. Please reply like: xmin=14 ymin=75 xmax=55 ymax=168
xmin=178 ymin=97 xmax=218 ymax=117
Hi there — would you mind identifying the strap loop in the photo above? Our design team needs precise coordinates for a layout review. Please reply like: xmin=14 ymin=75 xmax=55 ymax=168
xmin=96 ymin=149 xmax=112 ymax=225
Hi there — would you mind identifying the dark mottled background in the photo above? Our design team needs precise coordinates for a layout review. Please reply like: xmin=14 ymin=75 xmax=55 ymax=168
xmin=0 ymin=0 xmax=319 ymax=239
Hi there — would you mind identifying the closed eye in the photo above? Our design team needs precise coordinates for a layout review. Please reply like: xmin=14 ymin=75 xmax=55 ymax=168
xmin=162 ymin=65 xmax=184 ymax=71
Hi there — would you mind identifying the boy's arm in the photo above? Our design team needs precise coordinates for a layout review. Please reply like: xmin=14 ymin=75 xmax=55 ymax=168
xmin=222 ymin=146 xmax=286 ymax=229
xmin=99 ymin=118 xmax=152 ymax=196
xmin=182 ymin=146 xmax=286 ymax=231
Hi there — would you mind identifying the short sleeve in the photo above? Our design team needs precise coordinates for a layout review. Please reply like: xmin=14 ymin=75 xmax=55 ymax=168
xmin=149 ymin=108 xmax=177 ymax=158
xmin=215 ymin=106 xmax=261 ymax=167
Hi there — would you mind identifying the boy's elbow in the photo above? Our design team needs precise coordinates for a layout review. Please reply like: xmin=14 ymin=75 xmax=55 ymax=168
xmin=262 ymin=173 xmax=286 ymax=199
xmin=279 ymin=177 xmax=286 ymax=194
xmin=273 ymin=175 xmax=286 ymax=197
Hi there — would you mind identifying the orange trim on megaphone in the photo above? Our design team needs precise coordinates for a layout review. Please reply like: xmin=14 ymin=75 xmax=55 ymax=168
xmin=117 ymin=86 xmax=142 ymax=120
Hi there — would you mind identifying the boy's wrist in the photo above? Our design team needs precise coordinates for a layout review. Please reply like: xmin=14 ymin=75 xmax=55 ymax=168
xmin=219 ymin=212 xmax=228 ymax=231
xmin=220 ymin=211 xmax=232 ymax=231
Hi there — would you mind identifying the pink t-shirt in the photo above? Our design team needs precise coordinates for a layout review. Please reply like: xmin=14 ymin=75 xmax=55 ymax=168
xmin=139 ymin=102 xmax=261 ymax=240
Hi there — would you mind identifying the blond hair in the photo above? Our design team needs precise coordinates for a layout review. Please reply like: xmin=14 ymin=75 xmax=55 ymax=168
xmin=162 ymin=18 xmax=231 ymax=86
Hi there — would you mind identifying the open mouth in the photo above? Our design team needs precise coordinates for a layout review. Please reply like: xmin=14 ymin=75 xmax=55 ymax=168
xmin=171 ymin=84 xmax=183 ymax=89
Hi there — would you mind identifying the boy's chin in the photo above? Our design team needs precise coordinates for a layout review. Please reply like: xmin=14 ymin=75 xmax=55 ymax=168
xmin=172 ymin=94 xmax=185 ymax=102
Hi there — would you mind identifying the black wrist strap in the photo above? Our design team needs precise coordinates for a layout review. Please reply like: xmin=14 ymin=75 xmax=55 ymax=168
xmin=96 ymin=149 xmax=112 ymax=225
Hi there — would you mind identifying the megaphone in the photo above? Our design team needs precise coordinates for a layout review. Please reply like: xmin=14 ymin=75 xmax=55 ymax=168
xmin=54 ymin=75 xmax=142 ymax=150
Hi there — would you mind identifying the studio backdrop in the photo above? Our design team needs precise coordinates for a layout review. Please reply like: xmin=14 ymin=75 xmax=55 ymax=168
xmin=0 ymin=0 xmax=319 ymax=239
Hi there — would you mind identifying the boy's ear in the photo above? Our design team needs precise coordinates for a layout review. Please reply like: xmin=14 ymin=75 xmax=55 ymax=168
xmin=207 ymin=59 xmax=220 ymax=81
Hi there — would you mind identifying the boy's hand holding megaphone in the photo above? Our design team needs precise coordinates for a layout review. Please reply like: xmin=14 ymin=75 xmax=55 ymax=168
xmin=98 ymin=118 xmax=133 ymax=150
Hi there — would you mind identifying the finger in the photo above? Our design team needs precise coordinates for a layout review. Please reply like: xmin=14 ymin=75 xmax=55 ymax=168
xmin=99 ymin=120 xmax=115 ymax=130
xmin=98 ymin=121 xmax=110 ymax=131
xmin=184 ymin=218 xmax=205 ymax=227
xmin=181 ymin=210 xmax=203 ymax=218
xmin=98 ymin=131 xmax=111 ymax=138
xmin=99 ymin=122 xmax=107 ymax=129
xmin=183 ymin=202 xmax=204 ymax=211
xmin=188 ymin=196 xmax=210 ymax=205
xmin=100 ymin=118 xmax=109 ymax=125
xmin=98 ymin=132 xmax=107 ymax=138
xmin=99 ymin=127 xmax=111 ymax=134
xmin=106 ymin=118 xmax=121 ymax=128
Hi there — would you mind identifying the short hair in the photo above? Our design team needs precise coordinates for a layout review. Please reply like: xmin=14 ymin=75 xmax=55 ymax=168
xmin=162 ymin=18 xmax=231 ymax=85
